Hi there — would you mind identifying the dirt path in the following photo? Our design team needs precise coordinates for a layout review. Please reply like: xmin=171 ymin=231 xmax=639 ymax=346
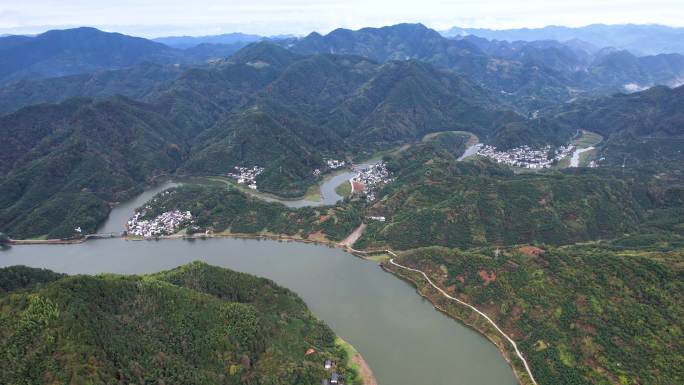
xmin=338 ymin=223 xmax=366 ymax=248
xmin=388 ymin=254 xmax=538 ymax=385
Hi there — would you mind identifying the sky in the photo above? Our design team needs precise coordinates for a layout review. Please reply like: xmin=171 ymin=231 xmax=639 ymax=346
xmin=1 ymin=0 xmax=683 ymax=37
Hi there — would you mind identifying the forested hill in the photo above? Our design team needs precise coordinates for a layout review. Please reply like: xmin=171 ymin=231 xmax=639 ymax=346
xmin=0 ymin=262 xmax=355 ymax=385
xmin=0 ymin=62 xmax=186 ymax=115
xmin=0 ymin=28 xmax=188 ymax=84
xmin=1 ymin=42 xmax=562 ymax=239
xmin=551 ymin=85 xmax=684 ymax=179
xmin=355 ymin=137 xmax=651 ymax=250
xmin=390 ymin=243 xmax=684 ymax=385
xmin=286 ymin=23 xmax=684 ymax=112
xmin=0 ymin=96 xmax=187 ymax=239
xmin=2 ymin=28 xmax=683 ymax=240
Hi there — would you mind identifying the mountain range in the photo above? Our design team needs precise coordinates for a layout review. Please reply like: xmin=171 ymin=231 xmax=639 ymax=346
xmin=153 ymin=32 xmax=264 ymax=48
xmin=2 ymin=24 xmax=684 ymax=114
xmin=0 ymin=20 xmax=682 ymax=385
xmin=1 ymin=23 xmax=683 ymax=239
xmin=0 ymin=27 xmax=249 ymax=85
xmin=443 ymin=24 xmax=684 ymax=56
xmin=0 ymin=41 xmax=537 ymax=238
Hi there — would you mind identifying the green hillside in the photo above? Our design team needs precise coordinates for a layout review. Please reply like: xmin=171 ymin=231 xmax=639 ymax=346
xmin=133 ymin=184 xmax=363 ymax=242
xmin=0 ymin=62 xmax=185 ymax=115
xmin=0 ymin=262 xmax=357 ymax=385
xmin=387 ymin=243 xmax=684 ymax=385
xmin=0 ymin=97 xmax=186 ymax=239
xmin=356 ymin=141 xmax=649 ymax=250
xmin=2 ymin=42 xmax=682 ymax=240
xmin=0 ymin=43 xmax=539 ymax=239
xmin=552 ymin=85 xmax=684 ymax=180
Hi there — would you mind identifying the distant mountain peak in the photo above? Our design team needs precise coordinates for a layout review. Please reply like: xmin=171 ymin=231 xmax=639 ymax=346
xmin=229 ymin=41 xmax=300 ymax=68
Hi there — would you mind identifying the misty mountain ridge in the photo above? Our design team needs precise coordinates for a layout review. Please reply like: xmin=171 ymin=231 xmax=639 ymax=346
xmin=443 ymin=23 xmax=684 ymax=56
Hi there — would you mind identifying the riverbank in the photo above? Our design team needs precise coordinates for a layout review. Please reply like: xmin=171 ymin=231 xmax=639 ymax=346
xmin=2 ymin=231 xmax=519 ymax=385
xmin=381 ymin=255 xmax=536 ymax=385
xmin=336 ymin=337 xmax=378 ymax=385
xmin=6 ymin=215 xmax=534 ymax=385
xmin=7 ymin=227 xmax=379 ymax=256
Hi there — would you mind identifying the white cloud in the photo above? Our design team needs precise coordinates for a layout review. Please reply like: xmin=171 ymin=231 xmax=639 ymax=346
xmin=623 ymin=83 xmax=649 ymax=93
xmin=0 ymin=0 xmax=682 ymax=37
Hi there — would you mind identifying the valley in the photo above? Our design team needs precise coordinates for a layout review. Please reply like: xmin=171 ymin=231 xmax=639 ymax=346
xmin=0 ymin=236 xmax=519 ymax=385
xmin=1 ymin=18 xmax=683 ymax=385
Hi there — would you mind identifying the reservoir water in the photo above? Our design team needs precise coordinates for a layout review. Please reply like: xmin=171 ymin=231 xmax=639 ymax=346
xmin=2 ymin=179 xmax=518 ymax=385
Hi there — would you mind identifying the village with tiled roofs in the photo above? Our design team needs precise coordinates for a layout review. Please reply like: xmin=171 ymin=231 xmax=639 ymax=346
xmin=228 ymin=166 xmax=265 ymax=190
xmin=477 ymin=144 xmax=574 ymax=169
xmin=126 ymin=209 xmax=193 ymax=238
xmin=350 ymin=161 xmax=392 ymax=201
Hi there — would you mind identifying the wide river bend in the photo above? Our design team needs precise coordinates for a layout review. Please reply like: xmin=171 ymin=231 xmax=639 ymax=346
xmin=1 ymin=175 xmax=517 ymax=385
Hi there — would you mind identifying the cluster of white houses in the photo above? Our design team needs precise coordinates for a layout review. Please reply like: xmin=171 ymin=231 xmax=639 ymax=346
xmin=326 ymin=159 xmax=347 ymax=169
xmin=126 ymin=210 xmax=192 ymax=238
xmin=351 ymin=162 xmax=392 ymax=201
xmin=228 ymin=166 xmax=264 ymax=190
xmin=314 ymin=159 xmax=347 ymax=177
xmin=322 ymin=360 xmax=342 ymax=385
xmin=477 ymin=144 xmax=574 ymax=169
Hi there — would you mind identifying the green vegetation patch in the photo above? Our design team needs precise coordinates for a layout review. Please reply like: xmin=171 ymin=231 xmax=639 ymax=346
xmin=0 ymin=262 xmax=354 ymax=385
xmin=334 ymin=180 xmax=352 ymax=198
xmin=139 ymin=185 xmax=363 ymax=242
xmin=571 ymin=130 xmax=603 ymax=148
xmin=395 ymin=243 xmax=684 ymax=385
xmin=356 ymin=141 xmax=651 ymax=250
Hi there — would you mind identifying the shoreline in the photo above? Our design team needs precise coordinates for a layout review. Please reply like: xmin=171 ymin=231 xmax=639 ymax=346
xmin=381 ymin=258 xmax=534 ymax=385
xmin=6 ymin=230 xmax=378 ymax=256
xmin=8 ymin=230 xmax=529 ymax=385
xmin=5 ymin=230 xmax=382 ymax=385
xmin=336 ymin=337 xmax=378 ymax=385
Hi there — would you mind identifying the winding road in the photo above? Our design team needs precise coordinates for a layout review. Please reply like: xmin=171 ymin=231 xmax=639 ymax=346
xmin=387 ymin=253 xmax=539 ymax=385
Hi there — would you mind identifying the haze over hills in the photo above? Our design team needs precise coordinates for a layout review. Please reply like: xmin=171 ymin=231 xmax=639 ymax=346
xmin=0 ymin=27 xmax=189 ymax=84
xmin=2 ymin=23 xmax=684 ymax=115
xmin=153 ymin=32 xmax=264 ymax=48
xmin=287 ymin=24 xmax=684 ymax=106
xmin=0 ymin=27 xmax=249 ymax=85
xmin=442 ymin=24 xmax=684 ymax=56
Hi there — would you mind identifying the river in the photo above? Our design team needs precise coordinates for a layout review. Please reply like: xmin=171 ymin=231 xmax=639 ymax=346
xmin=97 ymin=180 xmax=180 ymax=233
xmin=99 ymin=164 xmax=364 ymax=232
xmin=2 ymin=175 xmax=518 ymax=385
xmin=240 ymin=162 xmax=375 ymax=208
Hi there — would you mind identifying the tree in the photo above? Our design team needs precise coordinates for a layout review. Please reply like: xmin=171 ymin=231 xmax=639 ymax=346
xmin=0 ymin=232 xmax=9 ymax=247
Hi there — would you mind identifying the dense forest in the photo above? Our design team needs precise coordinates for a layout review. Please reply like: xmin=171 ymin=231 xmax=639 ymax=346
xmin=354 ymin=136 xmax=677 ymax=250
xmin=387 ymin=242 xmax=684 ymax=385
xmin=1 ymin=21 xmax=684 ymax=385
xmin=5 ymin=26 xmax=683 ymax=240
xmin=0 ymin=262 xmax=360 ymax=385
xmin=0 ymin=42 xmax=553 ymax=239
